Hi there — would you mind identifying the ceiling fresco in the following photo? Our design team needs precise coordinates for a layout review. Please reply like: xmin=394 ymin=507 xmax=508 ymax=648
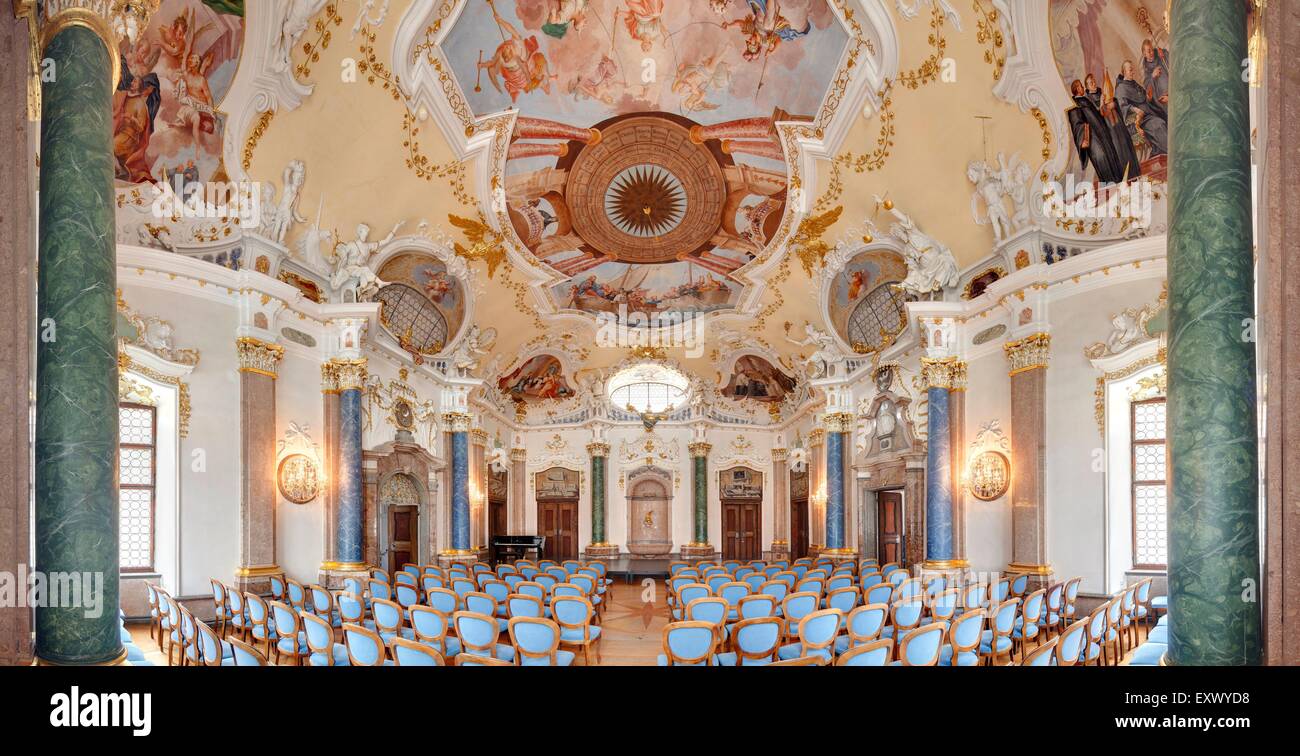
xmin=114 ymin=0 xmax=245 ymax=185
xmin=443 ymin=0 xmax=850 ymax=321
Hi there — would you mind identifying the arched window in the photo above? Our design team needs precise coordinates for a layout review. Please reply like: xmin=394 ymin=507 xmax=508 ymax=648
xmin=374 ymin=284 xmax=449 ymax=355
xmin=607 ymin=363 xmax=690 ymax=413
xmin=119 ymin=402 xmax=157 ymax=572
xmin=1130 ymin=397 xmax=1168 ymax=569
xmin=846 ymin=282 xmax=908 ymax=352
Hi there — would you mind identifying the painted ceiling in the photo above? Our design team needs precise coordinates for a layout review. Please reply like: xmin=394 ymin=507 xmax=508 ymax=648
xmin=117 ymin=0 xmax=1123 ymax=419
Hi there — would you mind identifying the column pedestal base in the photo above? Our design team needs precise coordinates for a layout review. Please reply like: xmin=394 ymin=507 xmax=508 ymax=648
xmin=318 ymin=562 xmax=370 ymax=589
xmin=234 ymin=565 xmax=284 ymax=594
xmin=1004 ymin=562 xmax=1054 ymax=590
xmin=437 ymin=551 xmax=477 ymax=569
xmin=919 ymin=560 xmax=968 ymax=586
xmin=584 ymin=543 xmax=620 ymax=560
xmin=680 ymin=543 xmax=716 ymax=560
xmin=769 ymin=542 xmax=790 ymax=562
xmin=818 ymin=548 xmax=859 ymax=563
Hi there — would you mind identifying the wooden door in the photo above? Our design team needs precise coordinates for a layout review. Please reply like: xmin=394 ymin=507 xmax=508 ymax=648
xmin=489 ymin=499 xmax=507 ymax=541
xmin=387 ymin=505 xmax=418 ymax=574
xmin=790 ymin=497 xmax=809 ymax=560
xmin=877 ymin=490 xmax=904 ymax=565
xmin=723 ymin=501 xmax=761 ymax=561
xmin=538 ymin=500 xmax=578 ymax=562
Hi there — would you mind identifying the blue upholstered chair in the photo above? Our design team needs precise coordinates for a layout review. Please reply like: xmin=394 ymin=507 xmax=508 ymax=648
xmin=343 ymin=577 xmax=368 ymax=606
xmin=836 ymin=603 xmax=888 ymax=654
xmin=337 ymin=591 xmax=369 ymax=630
xmin=924 ymin=575 xmax=947 ymax=599
xmin=928 ymin=588 xmax=959 ymax=626
xmin=941 ymin=609 xmax=984 ymax=666
xmin=534 ymin=574 xmax=560 ymax=595
xmin=395 ymin=571 xmax=418 ymax=589
xmin=1055 ymin=617 xmax=1089 ymax=666
xmin=1104 ymin=593 xmax=1126 ymax=663
xmin=516 ymin=581 xmax=549 ymax=610
xmin=980 ymin=598 xmax=1020 ymax=665
xmin=861 ymin=572 xmax=886 ymax=591
xmin=342 ymin=623 xmax=392 ymax=666
xmin=706 ymin=574 xmax=731 ymax=594
xmin=538 ymin=560 xmax=559 ymax=571
xmin=390 ymin=636 xmax=446 ymax=666
xmin=269 ymin=575 xmax=286 ymax=603
xmin=1134 ymin=577 xmax=1154 ymax=637
xmin=552 ymin=595 xmax=601 ymax=665
xmin=758 ymin=580 xmax=789 ymax=607
xmin=658 ymin=621 xmax=719 ymax=666
xmin=826 ymin=575 xmax=854 ymax=594
xmin=426 ymin=586 xmax=460 ymax=615
xmin=308 ymin=584 xmax=339 ymax=627
xmin=368 ymin=578 xmax=392 ymax=603
xmin=762 ymin=565 xmax=782 ymax=579
xmin=410 ymin=604 xmax=461 ymax=658
xmin=1041 ymin=582 xmax=1065 ymax=637
xmin=796 ymin=577 xmax=825 ymax=598
xmin=735 ymin=566 xmax=756 ymax=581
xmin=743 ymin=573 xmax=766 ymax=593
xmin=495 ymin=564 xmax=518 ymax=579
xmin=837 ymin=637 xmax=893 ymax=666
xmin=718 ymin=581 xmax=751 ymax=621
xmin=685 ymin=597 xmax=730 ymax=652
xmin=894 ymin=577 xmax=923 ymax=602
xmin=208 ymin=579 xmax=229 ymax=639
xmin=225 ymin=587 xmax=248 ymax=643
xmin=895 ymin=622 xmax=945 ymax=666
xmin=1021 ymin=637 xmax=1058 ymax=666
xmin=452 ymin=577 xmax=478 ymax=602
xmin=772 ymin=571 xmax=798 ymax=592
xmin=453 ymin=611 xmax=515 ymax=662
xmin=157 ymin=592 xmax=180 ymax=664
xmin=178 ymin=608 xmax=200 ymax=666
xmin=961 ymin=581 xmax=987 ymax=614
xmin=735 ymin=594 xmax=777 ymax=624
xmin=518 ymin=565 xmax=540 ymax=581
xmin=780 ymin=592 xmax=820 ymax=642
xmin=244 ymin=593 xmax=276 ymax=659
xmin=778 ymin=608 xmax=843 ymax=663
xmin=568 ymin=574 xmax=602 ymax=616
xmin=717 ymin=617 xmax=781 ymax=666
xmin=826 ymin=586 xmax=859 ymax=616
xmin=368 ymin=568 xmax=388 ymax=581
xmin=1008 ymin=574 xmax=1029 ymax=599
xmin=302 ymin=611 xmax=349 ymax=666
xmin=545 ymin=566 xmax=569 ymax=583
xmin=1012 ymin=588 xmax=1046 ymax=660
xmin=1062 ymin=576 xmax=1083 ymax=626
xmin=1118 ymin=583 xmax=1139 ymax=651
xmin=865 ymin=583 xmax=894 ymax=605
xmin=145 ymin=584 xmax=163 ymax=646
xmin=879 ymin=561 xmax=901 ymax=577
xmin=881 ymin=597 xmax=924 ymax=643
xmin=371 ymin=598 xmax=415 ymax=644
xmin=482 ymin=579 xmax=511 ymax=617
xmin=507 ymin=593 xmax=545 ymax=620
xmin=992 ymin=577 xmax=1011 ymax=603
xmin=395 ymin=583 xmax=421 ymax=620
xmin=228 ymin=636 xmax=267 ymax=666
xmin=1079 ymin=603 xmax=1109 ymax=665
xmin=887 ymin=569 xmax=908 ymax=587
xmin=509 ymin=616 xmax=574 ymax=666
xmin=668 ymin=561 xmax=690 ymax=577
xmin=286 ymin=579 xmax=307 ymax=612
xmin=671 ymin=583 xmax=710 ymax=620
xmin=465 ymin=592 xmax=507 ymax=633
xmin=270 ymin=600 xmax=309 ymax=665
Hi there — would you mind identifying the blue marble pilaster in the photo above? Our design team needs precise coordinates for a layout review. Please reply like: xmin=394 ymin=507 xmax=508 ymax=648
xmin=451 ymin=430 xmax=470 ymax=551
xmin=925 ymin=387 xmax=954 ymax=562
xmin=825 ymin=429 xmax=845 ymax=550
xmin=336 ymin=388 xmax=364 ymax=564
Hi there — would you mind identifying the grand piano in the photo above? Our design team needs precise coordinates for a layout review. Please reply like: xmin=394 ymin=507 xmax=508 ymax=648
xmin=490 ymin=534 xmax=546 ymax=565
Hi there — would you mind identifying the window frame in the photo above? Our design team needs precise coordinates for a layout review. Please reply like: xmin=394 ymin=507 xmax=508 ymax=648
xmin=118 ymin=401 xmax=158 ymax=574
xmin=1129 ymin=396 xmax=1167 ymax=571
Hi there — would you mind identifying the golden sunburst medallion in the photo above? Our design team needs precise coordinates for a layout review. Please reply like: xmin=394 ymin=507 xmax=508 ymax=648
xmin=604 ymin=164 xmax=687 ymax=237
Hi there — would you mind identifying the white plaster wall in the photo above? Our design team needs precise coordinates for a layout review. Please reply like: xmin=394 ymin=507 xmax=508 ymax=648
xmin=1046 ymin=277 xmax=1164 ymax=595
xmin=963 ymin=349 xmax=1013 ymax=575
xmin=274 ymin=349 xmax=326 ymax=585
xmin=120 ymin=283 xmax=240 ymax=597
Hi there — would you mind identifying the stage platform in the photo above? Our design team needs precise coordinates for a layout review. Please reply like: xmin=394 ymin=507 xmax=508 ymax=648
xmin=603 ymin=554 xmax=679 ymax=582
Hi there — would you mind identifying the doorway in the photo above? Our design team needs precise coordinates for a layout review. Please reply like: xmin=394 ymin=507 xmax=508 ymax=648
xmin=790 ymin=469 xmax=809 ymax=560
xmin=535 ymin=467 xmax=580 ymax=562
xmin=488 ymin=468 xmax=508 ymax=541
xmin=387 ymin=505 xmax=418 ymax=574
xmin=721 ymin=467 xmax=763 ymax=561
xmin=877 ymin=489 xmax=904 ymax=564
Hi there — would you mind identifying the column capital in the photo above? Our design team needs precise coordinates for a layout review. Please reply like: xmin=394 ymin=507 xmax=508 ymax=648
xmin=1004 ymin=333 xmax=1052 ymax=375
xmin=510 ymin=447 xmax=528 ymax=462
xmin=37 ymin=0 xmax=161 ymax=85
xmin=821 ymin=412 xmax=855 ymax=433
xmin=235 ymin=337 xmax=284 ymax=379
xmin=470 ymin=427 xmax=489 ymax=445
xmin=442 ymin=411 xmax=473 ymax=432
xmin=808 ymin=428 xmax=825 ymax=448
xmin=331 ymin=357 xmax=368 ymax=391
xmin=320 ymin=361 xmax=339 ymax=394
xmin=920 ymin=356 xmax=961 ymax=390
xmin=771 ymin=447 xmax=788 ymax=461
xmin=586 ymin=441 xmax=610 ymax=458
xmin=688 ymin=441 xmax=712 ymax=458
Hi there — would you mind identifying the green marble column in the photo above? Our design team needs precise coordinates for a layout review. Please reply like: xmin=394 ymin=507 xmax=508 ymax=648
xmin=34 ymin=24 xmax=121 ymax=665
xmin=1166 ymin=0 xmax=1260 ymax=666
xmin=689 ymin=443 xmax=711 ymax=547
xmin=587 ymin=443 xmax=610 ymax=546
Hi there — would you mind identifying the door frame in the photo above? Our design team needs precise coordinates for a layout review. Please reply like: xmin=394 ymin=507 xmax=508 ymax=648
xmin=790 ymin=468 xmax=810 ymax=560
xmin=536 ymin=498 xmax=579 ymax=562
xmin=376 ymin=471 xmax=430 ymax=568
xmin=386 ymin=504 xmax=419 ymax=574
xmin=874 ymin=488 xmax=905 ymax=566
xmin=721 ymin=499 xmax=762 ymax=562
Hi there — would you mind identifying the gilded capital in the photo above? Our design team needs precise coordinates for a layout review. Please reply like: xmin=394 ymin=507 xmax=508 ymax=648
xmin=1004 ymin=333 xmax=1052 ymax=376
xmin=688 ymin=441 xmax=712 ymax=458
xmin=38 ymin=0 xmax=161 ymax=85
xmin=510 ymin=448 xmax=528 ymax=462
xmin=320 ymin=361 xmax=340 ymax=394
xmin=822 ymin=412 xmax=855 ymax=433
xmin=470 ymin=427 xmax=489 ymax=445
xmin=808 ymin=428 xmax=826 ymax=448
xmin=441 ymin=412 xmax=473 ymax=433
xmin=771 ymin=448 xmax=789 ymax=461
xmin=235 ymin=337 xmax=284 ymax=379
xmin=330 ymin=358 xmax=368 ymax=391
xmin=586 ymin=442 xmax=611 ymax=458
xmin=921 ymin=356 xmax=959 ymax=390
xmin=950 ymin=359 xmax=968 ymax=391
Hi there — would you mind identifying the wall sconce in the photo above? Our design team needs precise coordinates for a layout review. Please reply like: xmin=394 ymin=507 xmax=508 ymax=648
xmin=278 ymin=453 xmax=321 ymax=504
xmin=968 ymin=450 xmax=1010 ymax=501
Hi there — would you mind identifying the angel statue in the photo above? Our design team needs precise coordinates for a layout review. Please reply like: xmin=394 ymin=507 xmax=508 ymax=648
xmin=967 ymin=158 xmax=1013 ymax=242
xmin=449 ymin=324 xmax=494 ymax=375
xmin=785 ymin=322 xmax=842 ymax=379
xmin=329 ymin=221 xmax=404 ymax=302
xmin=263 ymin=160 xmax=307 ymax=245
xmin=274 ymin=0 xmax=328 ymax=73
xmin=876 ymin=195 xmax=960 ymax=296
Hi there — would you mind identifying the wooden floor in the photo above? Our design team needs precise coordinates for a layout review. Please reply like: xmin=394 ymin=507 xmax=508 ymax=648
xmin=128 ymin=579 xmax=1148 ymax=666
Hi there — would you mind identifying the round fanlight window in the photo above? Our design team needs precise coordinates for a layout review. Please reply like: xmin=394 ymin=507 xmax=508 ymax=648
xmin=278 ymin=453 xmax=321 ymax=504
xmin=968 ymin=450 xmax=1010 ymax=501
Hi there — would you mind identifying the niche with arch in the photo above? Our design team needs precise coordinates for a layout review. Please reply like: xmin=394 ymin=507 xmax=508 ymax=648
xmin=625 ymin=466 xmax=674 ymax=556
